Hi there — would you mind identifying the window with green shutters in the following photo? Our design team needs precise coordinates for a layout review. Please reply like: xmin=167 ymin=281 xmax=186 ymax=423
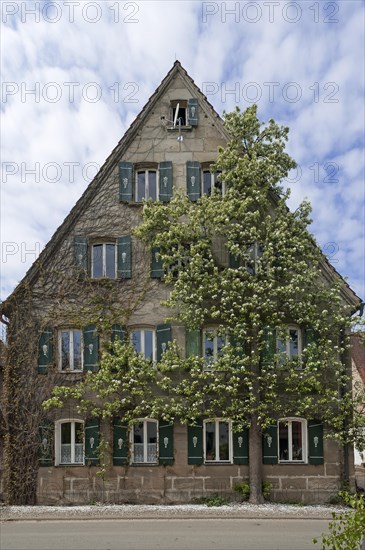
xmin=262 ymin=425 xmax=278 ymax=464
xmin=308 ymin=420 xmax=324 ymax=464
xmin=55 ymin=420 xmax=84 ymax=466
xmin=156 ymin=324 xmax=171 ymax=362
xmin=83 ymin=324 xmax=99 ymax=372
xmin=151 ymin=247 xmax=164 ymax=278
xmin=233 ymin=427 xmax=249 ymax=465
xmin=185 ymin=329 xmax=201 ymax=358
xmin=278 ymin=418 xmax=306 ymax=462
xmin=113 ymin=418 xmax=128 ymax=465
xmin=187 ymin=98 xmax=199 ymax=127
xmin=159 ymin=422 xmax=174 ymax=465
xmin=85 ymin=418 xmax=100 ymax=466
xmin=159 ymin=161 xmax=173 ymax=202
xmin=186 ymin=161 xmax=201 ymax=201
xmin=117 ymin=236 xmax=132 ymax=279
xmin=38 ymin=327 xmax=53 ymax=374
xmin=187 ymin=422 xmax=204 ymax=465
xmin=119 ymin=161 xmax=133 ymax=202
xmin=39 ymin=420 xmax=54 ymax=466
xmin=204 ymin=420 xmax=232 ymax=462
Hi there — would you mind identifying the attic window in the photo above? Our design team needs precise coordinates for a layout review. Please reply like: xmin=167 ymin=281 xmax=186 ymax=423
xmin=171 ymin=100 xmax=187 ymax=127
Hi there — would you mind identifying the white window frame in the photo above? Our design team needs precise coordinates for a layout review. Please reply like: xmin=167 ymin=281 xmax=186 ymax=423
xmin=55 ymin=419 xmax=84 ymax=466
xmin=204 ymin=419 xmax=232 ymax=463
xmin=135 ymin=169 xmax=159 ymax=202
xmin=202 ymin=170 xmax=225 ymax=196
xmin=91 ymin=242 xmax=117 ymax=278
xmin=278 ymin=417 xmax=307 ymax=463
xmin=170 ymin=100 xmax=188 ymax=127
xmin=131 ymin=419 xmax=158 ymax=464
xmin=130 ymin=328 xmax=157 ymax=361
xmin=246 ymin=242 xmax=263 ymax=275
xmin=202 ymin=328 xmax=226 ymax=369
xmin=276 ymin=325 xmax=302 ymax=363
xmin=58 ymin=329 xmax=83 ymax=372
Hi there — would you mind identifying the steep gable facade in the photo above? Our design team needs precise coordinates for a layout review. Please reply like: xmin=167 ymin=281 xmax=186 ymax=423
xmin=0 ymin=62 xmax=361 ymax=505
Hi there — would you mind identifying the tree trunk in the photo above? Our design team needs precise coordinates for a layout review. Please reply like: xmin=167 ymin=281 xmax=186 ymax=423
xmin=249 ymin=412 xmax=264 ymax=503
xmin=249 ymin=333 xmax=264 ymax=504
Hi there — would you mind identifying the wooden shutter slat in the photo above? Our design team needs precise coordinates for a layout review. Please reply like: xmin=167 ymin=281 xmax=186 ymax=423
xmin=151 ymin=247 xmax=163 ymax=278
xmin=187 ymin=422 xmax=203 ymax=465
xmin=159 ymin=422 xmax=174 ymax=465
xmin=38 ymin=420 xmax=54 ymax=466
xmin=156 ymin=324 xmax=171 ymax=362
xmin=38 ymin=327 xmax=53 ymax=374
xmin=117 ymin=236 xmax=132 ymax=279
xmin=186 ymin=161 xmax=201 ymax=201
xmin=159 ymin=161 xmax=173 ymax=202
xmin=113 ymin=418 xmax=128 ymax=465
xmin=119 ymin=161 xmax=133 ymax=202
xmin=83 ymin=324 xmax=99 ymax=372
xmin=85 ymin=418 xmax=100 ymax=465
xmin=308 ymin=420 xmax=324 ymax=464
xmin=262 ymin=425 xmax=278 ymax=464
xmin=233 ymin=426 xmax=249 ymax=464
xmin=187 ymin=98 xmax=198 ymax=127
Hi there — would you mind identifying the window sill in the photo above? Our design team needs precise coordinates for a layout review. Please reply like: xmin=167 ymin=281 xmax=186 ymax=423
xmin=278 ymin=461 xmax=307 ymax=464
xmin=56 ymin=463 xmax=85 ymax=467
xmin=204 ymin=461 xmax=233 ymax=465
xmin=167 ymin=125 xmax=192 ymax=131
xmin=131 ymin=462 xmax=159 ymax=467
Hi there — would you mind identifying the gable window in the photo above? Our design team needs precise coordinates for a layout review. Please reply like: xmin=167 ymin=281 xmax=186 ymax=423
xmin=59 ymin=329 xmax=82 ymax=371
xmin=204 ymin=420 xmax=232 ymax=462
xmin=92 ymin=243 xmax=116 ymax=278
xmin=278 ymin=418 xmax=307 ymax=462
xmin=171 ymin=100 xmax=187 ymax=126
xmin=56 ymin=420 xmax=84 ymax=465
xmin=132 ymin=419 xmax=158 ymax=463
xmin=277 ymin=326 xmax=302 ymax=362
xmin=131 ymin=328 xmax=156 ymax=361
xmin=203 ymin=328 xmax=226 ymax=368
xmin=136 ymin=169 xmax=158 ymax=202
xmin=202 ymin=170 xmax=224 ymax=196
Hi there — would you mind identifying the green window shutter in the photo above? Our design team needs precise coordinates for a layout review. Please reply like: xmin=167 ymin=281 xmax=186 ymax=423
xmin=113 ymin=418 xmax=128 ymax=465
xmin=85 ymin=418 xmax=100 ymax=465
xmin=38 ymin=327 xmax=53 ymax=374
xmin=186 ymin=161 xmax=201 ymax=201
xmin=119 ymin=161 xmax=133 ymax=202
xmin=187 ymin=422 xmax=203 ymax=465
xmin=156 ymin=324 xmax=171 ymax=362
xmin=187 ymin=98 xmax=199 ymax=127
xmin=185 ymin=329 xmax=201 ymax=358
xmin=262 ymin=425 xmax=278 ymax=464
xmin=117 ymin=236 xmax=132 ymax=279
xmin=74 ymin=236 xmax=88 ymax=273
xmin=111 ymin=324 xmax=126 ymax=343
xmin=233 ymin=427 xmax=249 ymax=465
xmin=159 ymin=161 xmax=173 ymax=202
xmin=262 ymin=327 xmax=276 ymax=366
xmin=308 ymin=420 xmax=324 ymax=465
xmin=159 ymin=422 xmax=174 ymax=465
xmin=151 ymin=247 xmax=163 ymax=278
xmin=83 ymin=324 xmax=99 ymax=372
xmin=230 ymin=334 xmax=245 ymax=362
xmin=38 ymin=420 xmax=54 ymax=466
xmin=229 ymin=252 xmax=240 ymax=268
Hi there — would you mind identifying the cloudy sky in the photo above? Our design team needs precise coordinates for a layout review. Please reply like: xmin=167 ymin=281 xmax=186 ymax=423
xmin=1 ymin=0 xmax=364 ymax=306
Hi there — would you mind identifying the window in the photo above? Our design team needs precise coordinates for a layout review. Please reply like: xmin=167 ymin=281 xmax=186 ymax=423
xmin=203 ymin=328 xmax=226 ymax=368
xmin=59 ymin=329 xmax=82 ymax=371
xmin=136 ymin=169 xmax=158 ymax=202
xmin=92 ymin=243 xmax=116 ymax=278
xmin=56 ymin=420 xmax=84 ymax=465
xmin=204 ymin=420 xmax=232 ymax=462
xmin=202 ymin=170 xmax=224 ymax=196
xmin=278 ymin=418 xmax=307 ymax=462
xmin=132 ymin=419 xmax=158 ymax=463
xmin=131 ymin=328 xmax=156 ymax=361
xmin=277 ymin=326 xmax=302 ymax=362
xmin=246 ymin=243 xmax=263 ymax=275
xmin=171 ymin=100 xmax=187 ymax=126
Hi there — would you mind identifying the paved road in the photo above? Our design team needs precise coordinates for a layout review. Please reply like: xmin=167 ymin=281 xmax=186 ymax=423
xmin=1 ymin=518 xmax=330 ymax=550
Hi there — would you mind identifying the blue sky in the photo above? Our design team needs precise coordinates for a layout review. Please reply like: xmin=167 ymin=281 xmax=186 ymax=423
xmin=1 ymin=0 xmax=364 ymax=304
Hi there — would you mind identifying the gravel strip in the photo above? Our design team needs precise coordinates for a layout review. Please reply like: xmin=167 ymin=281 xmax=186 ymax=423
xmin=0 ymin=503 xmax=346 ymax=522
